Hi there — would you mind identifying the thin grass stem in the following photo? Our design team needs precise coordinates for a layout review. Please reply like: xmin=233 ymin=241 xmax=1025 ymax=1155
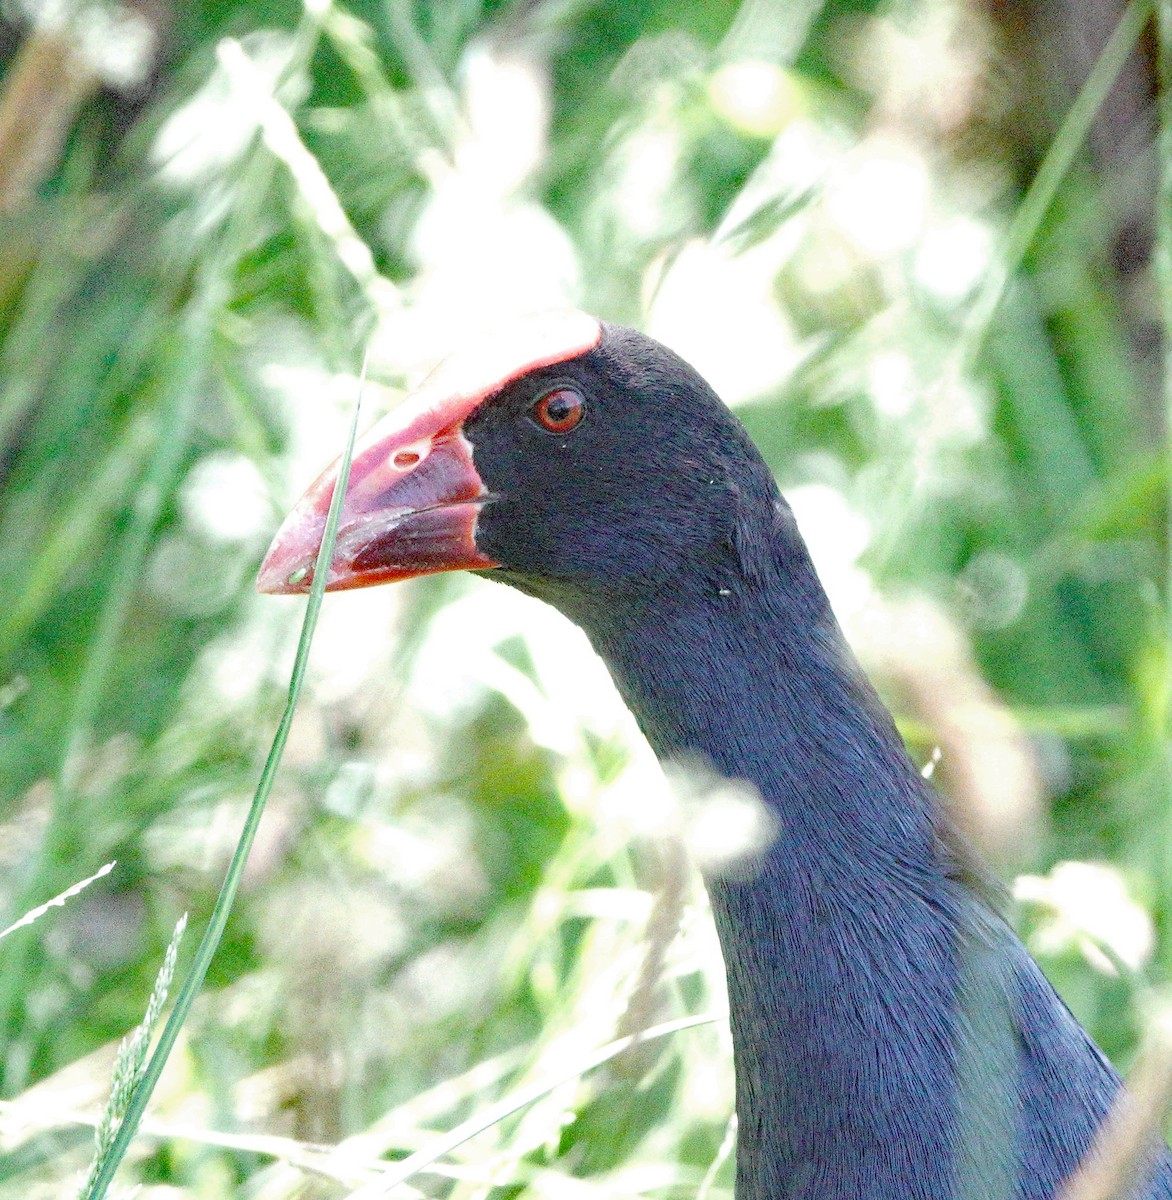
xmin=0 ymin=861 xmax=115 ymax=941
xmin=345 ymin=1012 xmax=718 ymax=1199
xmin=80 ymin=362 xmax=366 ymax=1200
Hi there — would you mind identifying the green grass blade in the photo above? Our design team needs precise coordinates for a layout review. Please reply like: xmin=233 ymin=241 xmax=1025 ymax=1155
xmin=0 ymin=322 xmax=207 ymax=1083
xmin=1158 ymin=0 xmax=1172 ymax=913
xmin=80 ymin=363 xmax=366 ymax=1200
xmin=960 ymin=0 xmax=1153 ymax=364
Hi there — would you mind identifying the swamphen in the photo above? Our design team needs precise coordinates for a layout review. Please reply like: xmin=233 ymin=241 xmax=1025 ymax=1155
xmin=258 ymin=311 xmax=1172 ymax=1199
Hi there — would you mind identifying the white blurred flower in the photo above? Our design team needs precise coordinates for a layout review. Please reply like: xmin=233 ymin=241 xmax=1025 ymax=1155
xmin=956 ymin=550 xmax=1029 ymax=630
xmin=785 ymin=484 xmax=874 ymax=625
xmin=600 ymin=751 xmax=676 ymax=840
xmin=648 ymin=237 xmax=801 ymax=406
xmin=667 ymin=760 xmax=777 ymax=878
xmin=824 ymin=136 xmax=930 ymax=258
xmin=182 ymin=452 xmax=271 ymax=544
xmin=1015 ymin=861 xmax=1154 ymax=974
xmin=153 ymin=33 xmax=297 ymax=182
xmin=306 ymin=586 xmax=402 ymax=702
xmin=12 ymin=0 xmax=156 ymax=88
xmin=612 ymin=122 xmax=683 ymax=240
xmin=457 ymin=45 xmax=549 ymax=193
xmin=410 ymin=586 xmax=631 ymax=750
xmin=602 ymin=754 xmax=777 ymax=879
xmin=915 ymin=216 xmax=993 ymax=302
xmin=868 ymin=350 xmax=917 ymax=418
xmin=259 ymin=352 xmax=398 ymax=508
xmin=709 ymin=60 xmax=801 ymax=139
xmin=387 ymin=45 xmax=579 ymax=374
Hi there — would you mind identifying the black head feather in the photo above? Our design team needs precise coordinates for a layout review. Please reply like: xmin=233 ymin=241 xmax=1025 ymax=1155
xmin=465 ymin=322 xmax=788 ymax=611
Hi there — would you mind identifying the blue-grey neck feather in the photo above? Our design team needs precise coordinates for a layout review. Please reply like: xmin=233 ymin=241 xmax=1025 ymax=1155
xmin=562 ymin=505 xmax=1172 ymax=1200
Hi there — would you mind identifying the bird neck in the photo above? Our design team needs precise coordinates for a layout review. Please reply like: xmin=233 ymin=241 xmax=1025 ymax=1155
xmin=587 ymin=562 xmax=939 ymax=866
xmin=575 ymin=558 xmax=968 ymax=1197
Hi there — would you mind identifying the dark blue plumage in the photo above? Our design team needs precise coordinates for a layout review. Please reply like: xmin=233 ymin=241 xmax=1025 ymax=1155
xmin=464 ymin=324 xmax=1172 ymax=1199
xmin=261 ymin=316 xmax=1172 ymax=1198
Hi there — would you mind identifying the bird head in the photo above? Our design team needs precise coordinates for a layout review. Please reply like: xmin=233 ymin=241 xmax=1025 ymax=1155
xmin=257 ymin=311 xmax=783 ymax=611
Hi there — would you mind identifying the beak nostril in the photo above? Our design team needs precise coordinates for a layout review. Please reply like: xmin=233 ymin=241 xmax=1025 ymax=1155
xmin=393 ymin=450 xmax=422 ymax=469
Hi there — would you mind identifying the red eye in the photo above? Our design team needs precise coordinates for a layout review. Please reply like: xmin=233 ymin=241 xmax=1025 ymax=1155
xmin=532 ymin=388 xmax=585 ymax=434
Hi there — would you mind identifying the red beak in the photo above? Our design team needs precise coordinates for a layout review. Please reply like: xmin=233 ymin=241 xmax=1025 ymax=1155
xmin=256 ymin=393 xmax=497 ymax=594
xmin=257 ymin=310 xmax=601 ymax=595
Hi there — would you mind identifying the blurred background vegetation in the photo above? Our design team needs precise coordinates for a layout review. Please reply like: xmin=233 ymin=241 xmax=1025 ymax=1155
xmin=0 ymin=0 xmax=1166 ymax=1195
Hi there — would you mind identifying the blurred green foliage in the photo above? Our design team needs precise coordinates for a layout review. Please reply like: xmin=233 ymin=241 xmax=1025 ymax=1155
xmin=0 ymin=0 xmax=1166 ymax=1196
